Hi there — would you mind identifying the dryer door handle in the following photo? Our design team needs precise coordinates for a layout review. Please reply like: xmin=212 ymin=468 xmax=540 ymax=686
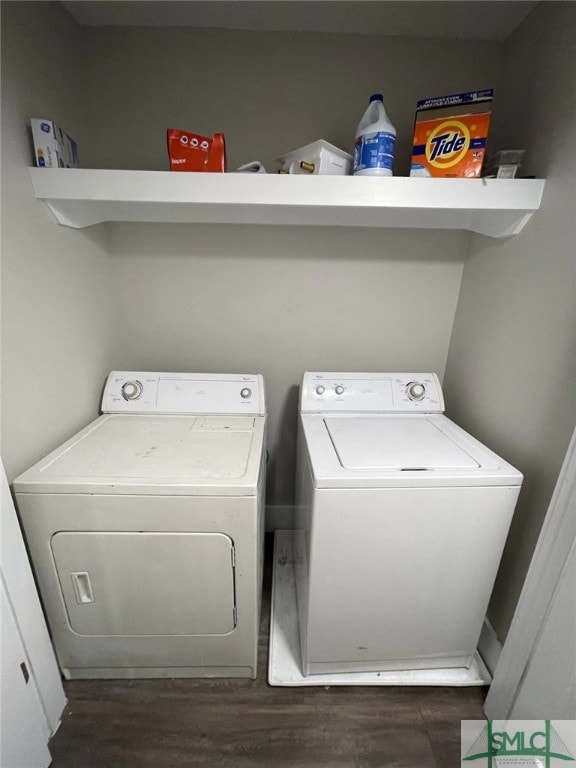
xmin=70 ymin=571 xmax=95 ymax=604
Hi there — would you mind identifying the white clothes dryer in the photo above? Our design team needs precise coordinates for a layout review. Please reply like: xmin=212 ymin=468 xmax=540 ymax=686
xmin=15 ymin=371 xmax=266 ymax=680
xmin=294 ymin=372 xmax=522 ymax=677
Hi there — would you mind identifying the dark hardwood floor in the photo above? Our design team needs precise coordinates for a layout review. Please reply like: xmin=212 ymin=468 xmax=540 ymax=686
xmin=48 ymin=536 xmax=486 ymax=768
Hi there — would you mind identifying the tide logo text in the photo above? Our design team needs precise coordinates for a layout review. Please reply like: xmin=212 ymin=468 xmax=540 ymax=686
xmin=426 ymin=120 xmax=470 ymax=168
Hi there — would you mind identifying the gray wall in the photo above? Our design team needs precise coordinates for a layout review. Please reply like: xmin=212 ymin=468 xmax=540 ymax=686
xmin=81 ymin=27 xmax=501 ymax=175
xmin=0 ymin=2 xmax=118 ymax=482
xmin=110 ymin=224 xmax=466 ymax=511
xmin=443 ymin=2 xmax=576 ymax=641
xmin=2 ymin=0 xmax=574 ymax=650
xmin=1 ymin=7 xmax=490 ymax=515
xmin=85 ymin=23 xmax=501 ymax=516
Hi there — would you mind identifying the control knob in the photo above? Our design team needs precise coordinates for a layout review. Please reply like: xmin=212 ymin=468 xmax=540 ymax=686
xmin=121 ymin=380 xmax=143 ymax=401
xmin=240 ymin=388 xmax=252 ymax=399
xmin=334 ymin=385 xmax=345 ymax=396
xmin=315 ymin=386 xmax=325 ymax=395
xmin=406 ymin=382 xmax=426 ymax=401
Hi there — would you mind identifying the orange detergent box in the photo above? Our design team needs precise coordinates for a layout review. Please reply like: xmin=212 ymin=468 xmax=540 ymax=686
xmin=410 ymin=89 xmax=493 ymax=178
xmin=167 ymin=129 xmax=226 ymax=172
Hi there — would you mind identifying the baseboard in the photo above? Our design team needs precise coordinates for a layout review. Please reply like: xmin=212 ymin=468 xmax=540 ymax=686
xmin=265 ymin=505 xmax=294 ymax=532
xmin=478 ymin=617 xmax=503 ymax=676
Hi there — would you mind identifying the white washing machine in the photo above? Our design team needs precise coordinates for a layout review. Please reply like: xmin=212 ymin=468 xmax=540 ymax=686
xmin=294 ymin=372 xmax=522 ymax=677
xmin=15 ymin=371 xmax=266 ymax=680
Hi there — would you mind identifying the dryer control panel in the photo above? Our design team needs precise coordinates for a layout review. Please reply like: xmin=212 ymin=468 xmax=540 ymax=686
xmin=102 ymin=372 xmax=266 ymax=415
xmin=300 ymin=372 xmax=444 ymax=413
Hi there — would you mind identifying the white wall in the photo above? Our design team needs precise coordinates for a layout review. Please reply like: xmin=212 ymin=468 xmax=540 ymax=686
xmin=0 ymin=2 xmax=119 ymax=482
xmin=443 ymin=2 xmax=576 ymax=641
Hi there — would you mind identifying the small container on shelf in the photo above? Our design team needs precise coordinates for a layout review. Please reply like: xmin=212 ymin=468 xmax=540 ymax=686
xmin=31 ymin=119 xmax=79 ymax=168
xmin=410 ymin=89 xmax=493 ymax=178
xmin=167 ymin=129 xmax=226 ymax=172
xmin=275 ymin=140 xmax=352 ymax=176
xmin=353 ymin=93 xmax=396 ymax=177
xmin=483 ymin=149 xmax=525 ymax=179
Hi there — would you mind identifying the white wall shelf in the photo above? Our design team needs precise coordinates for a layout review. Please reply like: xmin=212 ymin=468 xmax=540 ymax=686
xmin=29 ymin=168 xmax=545 ymax=238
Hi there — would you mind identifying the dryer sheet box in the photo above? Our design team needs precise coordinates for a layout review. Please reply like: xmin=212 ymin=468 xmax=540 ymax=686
xmin=31 ymin=119 xmax=79 ymax=168
xmin=410 ymin=89 xmax=493 ymax=178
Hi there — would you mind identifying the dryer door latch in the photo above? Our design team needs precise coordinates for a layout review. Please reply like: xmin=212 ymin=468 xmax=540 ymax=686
xmin=70 ymin=571 xmax=95 ymax=604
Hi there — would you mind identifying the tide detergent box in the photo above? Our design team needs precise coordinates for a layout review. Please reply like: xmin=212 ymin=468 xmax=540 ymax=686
xmin=410 ymin=89 xmax=493 ymax=178
xmin=167 ymin=129 xmax=226 ymax=172
xmin=31 ymin=119 xmax=79 ymax=168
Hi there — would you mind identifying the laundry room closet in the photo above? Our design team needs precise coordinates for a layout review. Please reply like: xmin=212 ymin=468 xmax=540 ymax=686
xmin=1 ymin=1 xmax=575 ymax=764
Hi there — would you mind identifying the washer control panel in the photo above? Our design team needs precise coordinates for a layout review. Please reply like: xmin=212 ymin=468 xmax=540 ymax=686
xmin=121 ymin=380 xmax=143 ymax=401
xmin=301 ymin=372 xmax=444 ymax=413
xmin=102 ymin=372 xmax=266 ymax=415
xmin=405 ymin=381 xmax=426 ymax=401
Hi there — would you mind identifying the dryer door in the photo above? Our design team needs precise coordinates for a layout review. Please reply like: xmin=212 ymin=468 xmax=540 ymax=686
xmin=51 ymin=532 xmax=236 ymax=636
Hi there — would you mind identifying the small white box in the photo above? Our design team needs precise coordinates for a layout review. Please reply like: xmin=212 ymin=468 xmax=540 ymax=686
xmin=31 ymin=119 xmax=79 ymax=168
xmin=276 ymin=140 xmax=352 ymax=176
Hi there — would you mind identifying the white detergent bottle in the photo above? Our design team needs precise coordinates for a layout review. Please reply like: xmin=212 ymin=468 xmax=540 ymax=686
xmin=353 ymin=93 xmax=396 ymax=176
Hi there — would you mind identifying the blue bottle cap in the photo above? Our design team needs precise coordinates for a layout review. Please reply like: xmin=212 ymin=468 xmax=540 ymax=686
xmin=370 ymin=93 xmax=383 ymax=102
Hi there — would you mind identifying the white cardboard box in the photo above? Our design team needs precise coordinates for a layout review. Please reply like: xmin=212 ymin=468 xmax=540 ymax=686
xmin=276 ymin=140 xmax=352 ymax=175
xmin=31 ymin=119 xmax=79 ymax=168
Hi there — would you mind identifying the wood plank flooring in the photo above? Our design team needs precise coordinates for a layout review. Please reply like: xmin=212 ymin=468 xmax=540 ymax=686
xmin=48 ymin=536 xmax=486 ymax=768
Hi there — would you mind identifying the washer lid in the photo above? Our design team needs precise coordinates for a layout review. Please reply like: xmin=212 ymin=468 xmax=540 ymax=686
xmin=325 ymin=416 xmax=478 ymax=470
xmin=14 ymin=414 xmax=266 ymax=496
xmin=301 ymin=413 xmax=522 ymax=488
